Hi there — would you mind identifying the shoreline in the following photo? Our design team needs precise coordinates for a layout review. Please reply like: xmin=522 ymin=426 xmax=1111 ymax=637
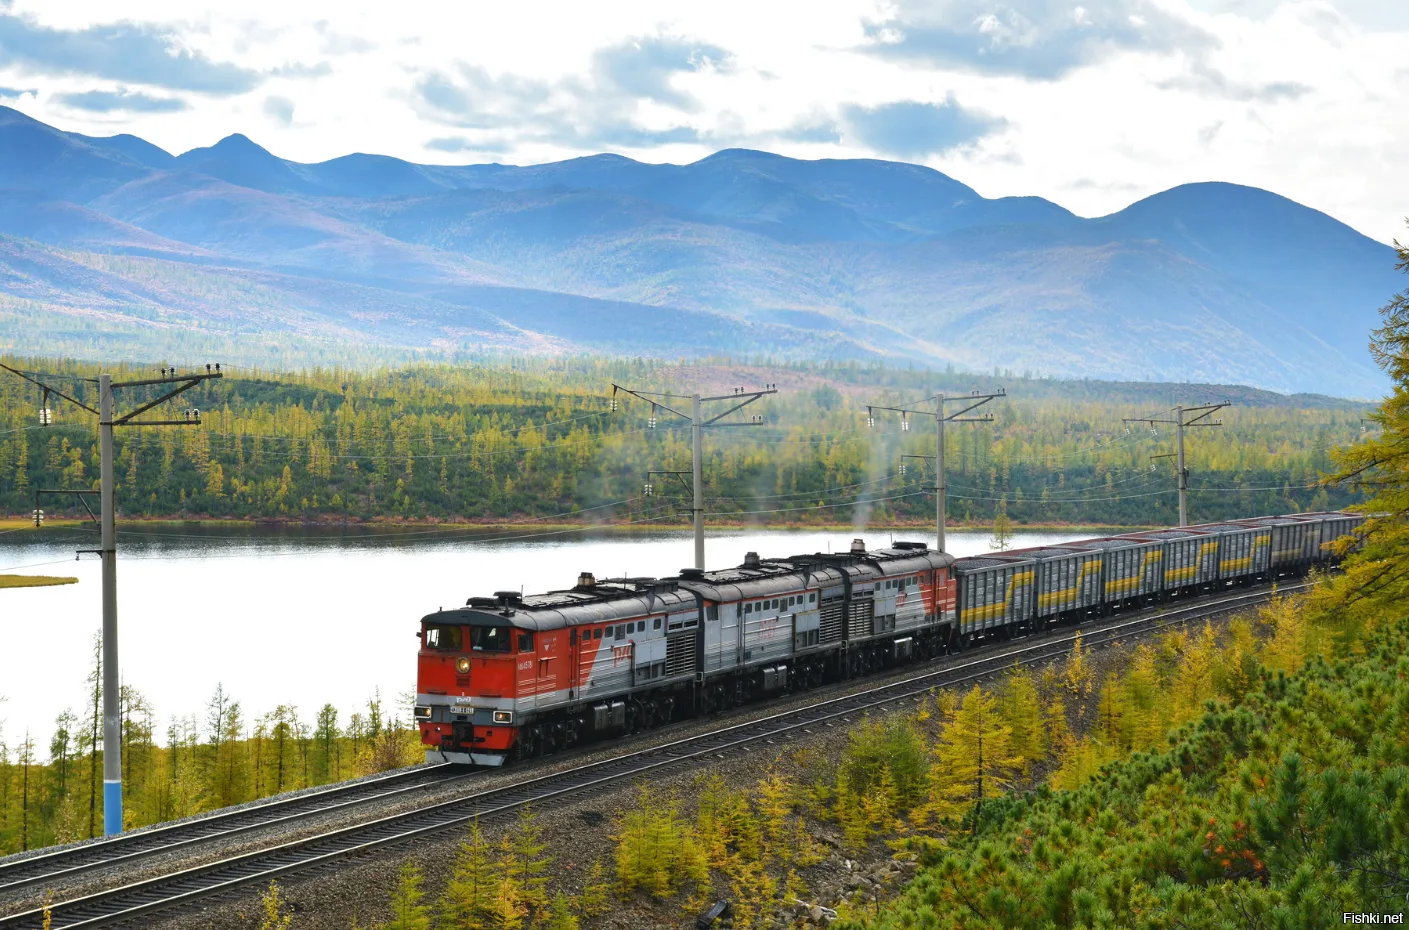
xmin=1 ymin=515 xmax=1155 ymax=535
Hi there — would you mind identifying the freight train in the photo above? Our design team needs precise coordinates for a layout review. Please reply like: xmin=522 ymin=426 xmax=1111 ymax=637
xmin=416 ymin=511 xmax=1363 ymax=766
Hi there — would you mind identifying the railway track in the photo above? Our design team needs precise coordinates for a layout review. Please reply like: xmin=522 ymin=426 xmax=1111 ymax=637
xmin=0 ymin=582 xmax=1302 ymax=930
xmin=0 ymin=762 xmax=476 ymax=899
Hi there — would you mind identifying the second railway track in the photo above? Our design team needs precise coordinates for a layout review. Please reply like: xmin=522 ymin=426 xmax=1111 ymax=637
xmin=0 ymin=762 xmax=477 ymax=899
xmin=0 ymin=582 xmax=1302 ymax=930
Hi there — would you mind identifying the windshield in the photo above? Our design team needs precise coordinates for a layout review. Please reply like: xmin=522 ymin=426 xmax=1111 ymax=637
xmin=424 ymin=624 xmax=463 ymax=650
xmin=470 ymin=626 xmax=512 ymax=653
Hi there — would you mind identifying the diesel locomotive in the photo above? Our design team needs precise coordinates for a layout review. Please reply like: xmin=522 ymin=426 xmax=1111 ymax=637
xmin=416 ymin=510 xmax=1362 ymax=766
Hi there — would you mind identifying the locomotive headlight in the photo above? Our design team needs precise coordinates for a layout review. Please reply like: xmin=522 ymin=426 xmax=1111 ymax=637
xmin=455 ymin=656 xmax=471 ymax=674
xmin=493 ymin=710 xmax=513 ymax=724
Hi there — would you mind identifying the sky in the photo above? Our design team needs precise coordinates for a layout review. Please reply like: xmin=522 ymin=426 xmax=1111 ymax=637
xmin=0 ymin=0 xmax=1405 ymax=243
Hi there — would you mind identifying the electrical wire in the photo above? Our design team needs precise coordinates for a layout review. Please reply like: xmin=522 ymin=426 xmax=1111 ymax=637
xmin=706 ymin=490 xmax=929 ymax=517
xmin=0 ymin=557 xmax=82 ymax=573
xmin=944 ymin=488 xmax=1179 ymax=503
xmin=705 ymin=474 xmax=899 ymax=503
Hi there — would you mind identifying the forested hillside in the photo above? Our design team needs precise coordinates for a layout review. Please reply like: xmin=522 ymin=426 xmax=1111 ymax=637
xmin=0 ymin=357 xmax=1364 ymax=528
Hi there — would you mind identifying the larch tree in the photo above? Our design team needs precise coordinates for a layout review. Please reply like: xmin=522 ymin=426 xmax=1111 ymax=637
xmin=442 ymin=821 xmax=496 ymax=930
xmin=384 ymin=860 xmax=432 ymax=930
xmin=1318 ymin=228 xmax=1409 ymax=624
xmin=999 ymin=667 xmax=1045 ymax=772
xmin=919 ymin=686 xmax=1021 ymax=826
xmin=501 ymin=805 xmax=550 ymax=918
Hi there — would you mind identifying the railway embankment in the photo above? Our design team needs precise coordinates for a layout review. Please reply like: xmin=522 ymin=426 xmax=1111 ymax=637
xmin=2 ymin=586 xmax=1281 ymax=930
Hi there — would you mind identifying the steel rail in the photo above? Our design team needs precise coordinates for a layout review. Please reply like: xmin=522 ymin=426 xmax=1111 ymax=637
xmin=0 ymin=582 xmax=1303 ymax=930
xmin=0 ymin=763 xmax=472 ymax=898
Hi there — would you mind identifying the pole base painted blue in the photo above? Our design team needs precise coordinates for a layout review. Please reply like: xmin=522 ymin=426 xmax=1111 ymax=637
xmin=103 ymin=780 xmax=123 ymax=836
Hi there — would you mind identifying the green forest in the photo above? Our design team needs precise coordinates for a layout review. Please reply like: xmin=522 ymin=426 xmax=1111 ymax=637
xmin=0 ymin=356 xmax=1367 ymax=530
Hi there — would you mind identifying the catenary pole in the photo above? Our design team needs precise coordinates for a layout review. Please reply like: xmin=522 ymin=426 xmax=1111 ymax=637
xmin=692 ymin=393 xmax=704 ymax=570
xmin=613 ymin=382 xmax=777 ymax=571
xmin=1 ymin=361 xmax=222 ymax=835
xmin=1175 ymin=404 xmax=1187 ymax=527
xmin=871 ymin=388 xmax=1004 ymax=553
xmin=98 ymin=375 xmax=121 ymax=835
xmin=936 ymin=394 xmax=946 ymax=554
xmin=1124 ymin=401 xmax=1227 ymax=528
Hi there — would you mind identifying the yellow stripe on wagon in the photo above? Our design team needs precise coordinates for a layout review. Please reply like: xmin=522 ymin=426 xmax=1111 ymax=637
xmin=1164 ymin=541 xmax=1219 ymax=585
xmin=1037 ymin=559 xmax=1102 ymax=610
xmin=962 ymin=570 xmax=1034 ymax=623
xmin=1104 ymin=550 xmax=1162 ymax=597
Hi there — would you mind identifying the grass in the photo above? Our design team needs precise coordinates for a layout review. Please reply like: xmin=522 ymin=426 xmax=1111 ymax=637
xmin=0 ymin=518 xmax=80 ymax=531
xmin=0 ymin=574 xmax=78 ymax=589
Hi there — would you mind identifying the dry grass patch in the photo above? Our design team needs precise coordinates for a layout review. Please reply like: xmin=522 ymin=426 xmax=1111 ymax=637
xmin=0 ymin=574 xmax=78 ymax=589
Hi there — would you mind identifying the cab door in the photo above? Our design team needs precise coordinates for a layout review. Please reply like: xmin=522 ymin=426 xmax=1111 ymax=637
xmin=514 ymin=631 xmax=538 ymax=711
xmin=535 ymin=631 xmax=563 ymax=706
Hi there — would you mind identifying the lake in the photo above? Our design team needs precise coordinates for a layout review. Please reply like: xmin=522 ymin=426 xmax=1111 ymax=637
xmin=0 ymin=524 xmax=1095 ymax=746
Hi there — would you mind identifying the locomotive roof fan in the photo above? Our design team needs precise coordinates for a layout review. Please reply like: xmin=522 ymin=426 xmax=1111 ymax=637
xmin=851 ymin=538 xmax=867 ymax=554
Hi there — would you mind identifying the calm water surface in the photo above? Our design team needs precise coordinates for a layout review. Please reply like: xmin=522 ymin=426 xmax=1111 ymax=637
xmin=0 ymin=524 xmax=1094 ymax=744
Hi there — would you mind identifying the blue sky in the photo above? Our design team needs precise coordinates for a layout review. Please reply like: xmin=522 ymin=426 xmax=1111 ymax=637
xmin=0 ymin=0 xmax=1405 ymax=241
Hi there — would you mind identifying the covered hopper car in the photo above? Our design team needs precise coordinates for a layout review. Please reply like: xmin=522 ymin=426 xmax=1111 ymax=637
xmin=417 ymin=511 xmax=1363 ymax=766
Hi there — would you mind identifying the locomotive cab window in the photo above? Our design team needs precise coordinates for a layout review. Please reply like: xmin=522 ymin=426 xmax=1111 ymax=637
xmin=470 ymin=626 xmax=512 ymax=652
xmin=517 ymin=632 xmax=534 ymax=652
xmin=424 ymin=624 xmax=462 ymax=650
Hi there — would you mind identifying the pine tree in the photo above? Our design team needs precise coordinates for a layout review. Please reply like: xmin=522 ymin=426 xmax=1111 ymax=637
xmin=385 ymin=861 xmax=431 ymax=930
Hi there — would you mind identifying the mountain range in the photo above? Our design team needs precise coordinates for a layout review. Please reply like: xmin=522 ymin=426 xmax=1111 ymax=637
xmin=0 ymin=105 xmax=1399 ymax=397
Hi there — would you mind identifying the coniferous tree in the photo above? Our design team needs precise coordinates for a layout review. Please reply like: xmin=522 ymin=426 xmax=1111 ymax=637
xmin=999 ymin=667 xmax=1045 ymax=772
xmin=577 ymin=860 xmax=610 ymax=918
xmin=1318 ymin=229 xmax=1409 ymax=622
xmin=442 ymin=821 xmax=496 ymax=930
xmin=384 ymin=860 xmax=432 ymax=930
xmin=541 ymin=892 xmax=579 ymax=930
xmin=920 ymin=686 xmax=1020 ymax=826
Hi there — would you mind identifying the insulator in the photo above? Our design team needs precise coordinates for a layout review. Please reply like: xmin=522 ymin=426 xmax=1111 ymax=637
xmin=648 ymin=417 xmax=657 ymax=429
xmin=643 ymin=483 xmax=654 ymax=497
xmin=38 ymin=408 xmax=52 ymax=426
xmin=901 ymin=418 xmax=910 ymax=432
xmin=866 ymin=417 xmax=875 ymax=428
xmin=900 ymin=463 xmax=907 ymax=475
xmin=32 ymin=509 xmax=43 ymax=527
xmin=610 ymin=399 xmax=618 ymax=412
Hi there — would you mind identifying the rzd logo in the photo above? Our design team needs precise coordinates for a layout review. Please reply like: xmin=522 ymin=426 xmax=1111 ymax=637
xmin=612 ymin=645 xmax=632 ymax=665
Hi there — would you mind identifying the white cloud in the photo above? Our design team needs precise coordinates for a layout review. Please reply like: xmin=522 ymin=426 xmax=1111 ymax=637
xmin=0 ymin=0 xmax=1403 ymax=242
